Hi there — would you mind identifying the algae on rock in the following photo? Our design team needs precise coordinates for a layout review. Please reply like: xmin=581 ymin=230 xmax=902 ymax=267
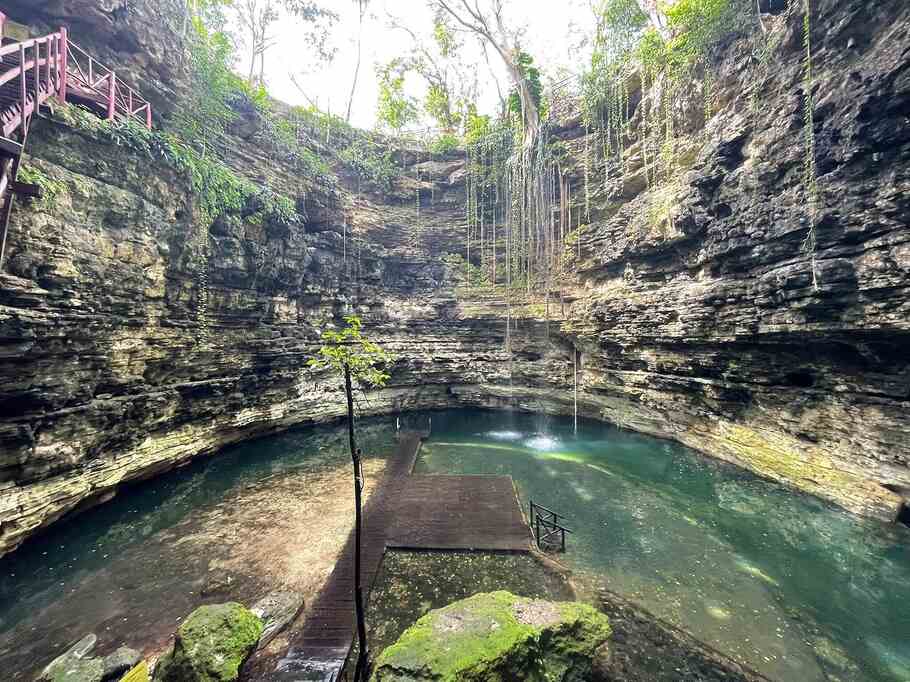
xmin=153 ymin=602 xmax=263 ymax=682
xmin=371 ymin=591 xmax=611 ymax=681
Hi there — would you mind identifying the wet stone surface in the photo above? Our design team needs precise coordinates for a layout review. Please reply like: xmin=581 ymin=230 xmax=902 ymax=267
xmin=366 ymin=550 xmax=574 ymax=657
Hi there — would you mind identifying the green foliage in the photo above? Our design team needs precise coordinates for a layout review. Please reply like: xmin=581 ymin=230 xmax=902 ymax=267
xmin=586 ymin=0 xmax=737 ymax=115
xmin=256 ymin=108 xmax=333 ymax=178
xmin=432 ymin=16 xmax=457 ymax=57
xmin=339 ymin=135 xmax=399 ymax=191
xmin=594 ymin=0 xmax=648 ymax=62
xmin=53 ymin=104 xmax=297 ymax=228
xmin=169 ymin=16 xmax=244 ymax=145
xmin=424 ymin=82 xmax=460 ymax=131
xmin=506 ymin=51 xmax=543 ymax=121
xmin=630 ymin=0 xmax=741 ymax=81
xmin=17 ymin=163 xmax=65 ymax=208
xmin=172 ymin=11 xmax=335 ymax=186
xmin=429 ymin=132 xmax=461 ymax=154
xmin=463 ymin=106 xmax=497 ymax=146
xmin=308 ymin=315 xmax=393 ymax=388
xmin=376 ymin=60 xmax=419 ymax=133
xmin=653 ymin=0 xmax=738 ymax=77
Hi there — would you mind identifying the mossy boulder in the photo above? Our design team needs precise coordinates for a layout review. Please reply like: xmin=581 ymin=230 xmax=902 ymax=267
xmin=153 ymin=603 xmax=263 ymax=682
xmin=120 ymin=661 xmax=151 ymax=682
xmin=371 ymin=591 xmax=611 ymax=681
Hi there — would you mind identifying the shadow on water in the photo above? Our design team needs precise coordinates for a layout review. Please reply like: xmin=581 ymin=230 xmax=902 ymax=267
xmin=415 ymin=409 xmax=910 ymax=682
xmin=0 ymin=417 xmax=399 ymax=679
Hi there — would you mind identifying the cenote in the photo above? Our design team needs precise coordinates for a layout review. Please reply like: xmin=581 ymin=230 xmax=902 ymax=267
xmin=2 ymin=409 xmax=908 ymax=681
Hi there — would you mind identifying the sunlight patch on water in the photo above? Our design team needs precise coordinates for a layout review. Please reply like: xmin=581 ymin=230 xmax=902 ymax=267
xmin=484 ymin=430 xmax=523 ymax=441
xmin=585 ymin=463 xmax=616 ymax=477
xmin=734 ymin=558 xmax=781 ymax=587
xmin=706 ymin=604 xmax=733 ymax=621
xmin=525 ymin=435 xmax=560 ymax=451
xmin=569 ymin=481 xmax=594 ymax=502
xmin=867 ymin=639 xmax=910 ymax=680
xmin=414 ymin=409 xmax=910 ymax=682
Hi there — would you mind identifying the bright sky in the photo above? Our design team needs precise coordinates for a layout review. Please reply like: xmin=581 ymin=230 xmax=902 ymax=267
xmin=228 ymin=0 xmax=595 ymax=130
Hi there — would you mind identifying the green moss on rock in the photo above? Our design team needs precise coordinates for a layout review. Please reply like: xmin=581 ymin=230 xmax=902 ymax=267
xmin=371 ymin=591 xmax=611 ymax=681
xmin=153 ymin=602 xmax=263 ymax=682
xmin=120 ymin=661 xmax=151 ymax=682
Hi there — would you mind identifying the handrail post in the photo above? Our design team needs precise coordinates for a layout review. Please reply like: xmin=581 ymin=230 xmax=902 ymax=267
xmin=19 ymin=42 xmax=26 ymax=132
xmin=46 ymin=35 xmax=52 ymax=88
xmin=58 ymin=27 xmax=68 ymax=103
xmin=0 ymin=11 xmax=6 ymax=40
xmin=146 ymin=103 xmax=152 ymax=130
xmin=33 ymin=42 xmax=40 ymax=115
xmin=107 ymin=71 xmax=116 ymax=120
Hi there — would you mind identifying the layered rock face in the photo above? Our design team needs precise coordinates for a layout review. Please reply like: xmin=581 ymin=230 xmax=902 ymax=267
xmin=558 ymin=0 xmax=910 ymax=520
xmin=1 ymin=0 xmax=908 ymax=557
xmin=0 ymin=113 xmax=478 ymax=557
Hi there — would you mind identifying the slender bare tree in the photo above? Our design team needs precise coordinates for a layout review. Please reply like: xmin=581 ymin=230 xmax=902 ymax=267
xmin=345 ymin=0 xmax=371 ymax=122
xmin=386 ymin=12 xmax=479 ymax=132
xmin=237 ymin=0 xmax=280 ymax=84
xmin=432 ymin=0 xmax=540 ymax=143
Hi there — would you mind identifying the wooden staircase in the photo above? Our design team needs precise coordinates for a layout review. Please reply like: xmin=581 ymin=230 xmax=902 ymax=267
xmin=0 ymin=10 xmax=153 ymax=268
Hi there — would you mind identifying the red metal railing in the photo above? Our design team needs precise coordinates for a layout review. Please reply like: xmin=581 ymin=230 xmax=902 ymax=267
xmin=0 ymin=14 xmax=152 ymax=142
xmin=66 ymin=38 xmax=152 ymax=130
xmin=0 ymin=26 xmax=64 ymax=137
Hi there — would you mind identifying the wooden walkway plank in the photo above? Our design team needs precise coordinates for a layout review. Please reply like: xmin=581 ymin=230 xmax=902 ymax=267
xmin=270 ymin=431 xmax=531 ymax=681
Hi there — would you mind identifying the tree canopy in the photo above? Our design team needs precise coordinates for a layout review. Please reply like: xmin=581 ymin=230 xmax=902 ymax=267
xmin=308 ymin=316 xmax=393 ymax=389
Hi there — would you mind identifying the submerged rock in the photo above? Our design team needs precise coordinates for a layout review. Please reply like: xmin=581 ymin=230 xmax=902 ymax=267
xmin=101 ymin=647 xmax=142 ymax=680
xmin=153 ymin=603 xmax=263 ymax=682
xmin=38 ymin=657 xmax=105 ymax=682
xmin=251 ymin=591 xmax=305 ymax=649
xmin=371 ymin=591 xmax=611 ymax=681
xmin=38 ymin=634 xmax=104 ymax=682
xmin=36 ymin=635 xmax=141 ymax=682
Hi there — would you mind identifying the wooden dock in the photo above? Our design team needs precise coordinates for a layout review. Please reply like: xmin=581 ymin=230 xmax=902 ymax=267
xmin=271 ymin=431 xmax=531 ymax=681
xmin=387 ymin=475 xmax=530 ymax=551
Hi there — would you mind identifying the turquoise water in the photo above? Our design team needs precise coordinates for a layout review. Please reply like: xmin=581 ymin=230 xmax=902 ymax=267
xmin=1 ymin=409 xmax=908 ymax=681
xmin=0 ymin=418 xmax=398 ymax=679
xmin=415 ymin=410 xmax=910 ymax=682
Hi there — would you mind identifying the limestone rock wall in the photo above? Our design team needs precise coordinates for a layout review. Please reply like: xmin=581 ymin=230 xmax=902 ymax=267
xmin=554 ymin=0 xmax=910 ymax=520
xmin=0 ymin=0 xmax=908 ymax=557
xmin=0 ymin=112 xmax=478 ymax=557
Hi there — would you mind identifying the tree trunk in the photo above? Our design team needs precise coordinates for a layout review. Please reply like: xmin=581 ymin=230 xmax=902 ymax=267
xmin=637 ymin=0 xmax=671 ymax=40
xmin=344 ymin=364 xmax=370 ymax=681
xmin=346 ymin=5 xmax=366 ymax=123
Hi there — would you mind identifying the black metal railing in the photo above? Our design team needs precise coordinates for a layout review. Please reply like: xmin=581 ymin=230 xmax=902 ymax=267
xmin=529 ymin=500 xmax=572 ymax=553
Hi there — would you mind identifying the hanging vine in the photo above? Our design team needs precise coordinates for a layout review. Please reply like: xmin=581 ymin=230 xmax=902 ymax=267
xmin=193 ymin=225 xmax=210 ymax=347
xmin=801 ymin=0 xmax=820 ymax=290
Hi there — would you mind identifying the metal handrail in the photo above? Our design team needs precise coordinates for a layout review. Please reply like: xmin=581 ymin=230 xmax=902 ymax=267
xmin=0 ymin=32 xmax=59 ymax=57
xmin=529 ymin=499 xmax=572 ymax=553
xmin=529 ymin=500 xmax=567 ymax=520
xmin=66 ymin=38 xmax=151 ymax=126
